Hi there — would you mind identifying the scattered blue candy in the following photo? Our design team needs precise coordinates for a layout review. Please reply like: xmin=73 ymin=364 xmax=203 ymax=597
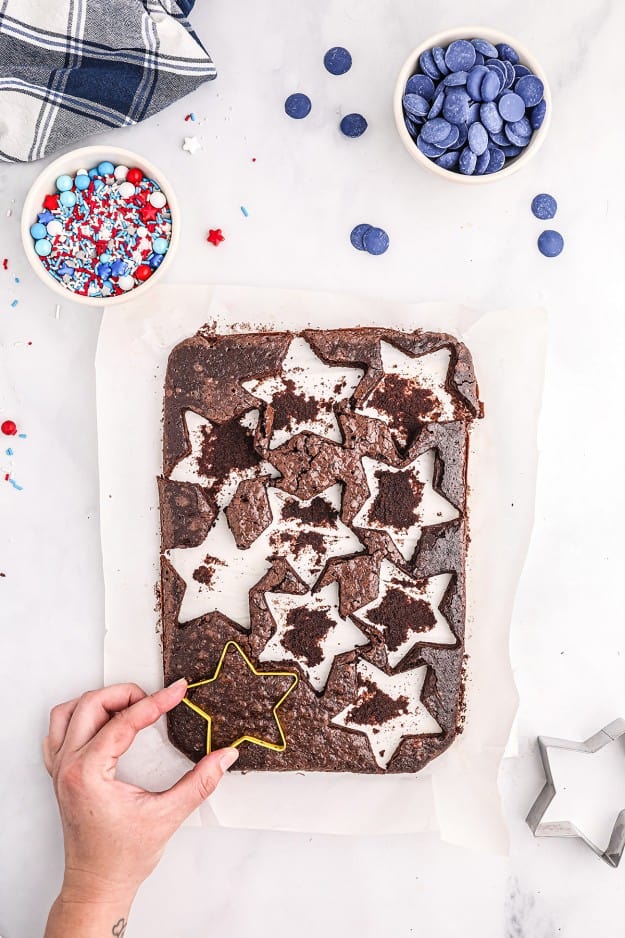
xmin=97 ymin=262 xmax=112 ymax=279
xmin=285 ymin=93 xmax=311 ymax=119
xmin=30 ymin=222 xmax=47 ymax=240
xmin=362 ymin=226 xmax=389 ymax=255
xmin=340 ymin=113 xmax=368 ymax=137
xmin=537 ymin=229 xmax=564 ymax=257
xmin=98 ymin=161 xmax=115 ymax=176
xmin=324 ymin=46 xmax=352 ymax=75
xmin=152 ymin=237 xmax=169 ymax=254
xmin=75 ymin=174 xmax=91 ymax=191
xmin=149 ymin=252 xmax=164 ymax=269
xmin=35 ymin=238 xmax=52 ymax=256
xmin=56 ymin=175 xmax=72 ymax=192
xmin=38 ymin=210 xmax=55 ymax=224
xmin=531 ymin=193 xmax=557 ymax=220
xmin=111 ymin=259 xmax=128 ymax=277
xmin=350 ymin=223 xmax=371 ymax=251
xmin=445 ymin=39 xmax=476 ymax=72
xmin=402 ymin=37 xmax=546 ymax=175
xmin=88 ymin=168 xmax=99 ymax=179
xmin=60 ymin=190 xmax=77 ymax=208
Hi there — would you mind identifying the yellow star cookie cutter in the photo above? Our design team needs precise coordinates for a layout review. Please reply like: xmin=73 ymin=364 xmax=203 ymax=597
xmin=181 ymin=640 xmax=298 ymax=755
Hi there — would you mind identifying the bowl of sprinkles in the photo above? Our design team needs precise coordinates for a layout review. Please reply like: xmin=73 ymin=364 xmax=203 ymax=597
xmin=394 ymin=27 xmax=551 ymax=182
xmin=21 ymin=146 xmax=178 ymax=305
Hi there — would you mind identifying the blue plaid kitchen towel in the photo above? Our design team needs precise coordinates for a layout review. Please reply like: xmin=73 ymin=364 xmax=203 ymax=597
xmin=0 ymin=0 xmax=215 ymax=162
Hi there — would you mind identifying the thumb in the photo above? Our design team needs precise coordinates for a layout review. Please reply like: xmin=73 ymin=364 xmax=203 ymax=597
xmin=162 ymin=747 xmax=239 ymax=824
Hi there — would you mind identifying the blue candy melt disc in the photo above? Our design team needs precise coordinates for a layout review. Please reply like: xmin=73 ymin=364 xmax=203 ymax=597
xmin=531 ymin=193 xmax=558 ymax=220
xmin=350 ymin=224 xmax=372 ymax=251
xmin=537 ymin=229 xmax=564 ymax=257
xmin=324 ymin=46 xmax=352 ymax=75
xmin=363 ymin=226 xmax=389 ymax=255
xmin=285 ymin=93 xmax=311 ymax=119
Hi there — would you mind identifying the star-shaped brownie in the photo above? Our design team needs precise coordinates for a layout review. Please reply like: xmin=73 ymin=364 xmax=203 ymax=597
xmin=331 ymin=658 xmax=441 ymax=769
xmin=183 ymin=641 xmax=298 ymax=752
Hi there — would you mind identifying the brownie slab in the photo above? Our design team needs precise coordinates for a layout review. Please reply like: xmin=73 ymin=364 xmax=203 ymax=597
xmin=160 ymin=327 xmax=482 ymax=773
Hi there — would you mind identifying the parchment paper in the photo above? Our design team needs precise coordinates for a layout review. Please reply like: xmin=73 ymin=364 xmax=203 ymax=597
xmin=96 ymin=284 xmax=546 ymax=850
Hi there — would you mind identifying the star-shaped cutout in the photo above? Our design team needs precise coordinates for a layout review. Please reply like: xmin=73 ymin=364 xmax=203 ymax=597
xmin=182 ymin=135 xmax=202 ymax=155
xmin=242 ymin=336 xmax=363 ymax=448
xmin=526 ymin=719 xmax=625 ymax=867
xmin=352 ymin=449 xmax=459 ymax=561
xmin=167 ymin=483 xmax=364 ymax=627
xmin=356 ymin=343 xmax=457 ymax=448
xmin=259 ymin=581 xmax=369 ymax=692
xmin=207 ymin=228 xmax=225 ymax=246
xmin=331 ymin=658 xmax=442 ymax=769
xmin=169 ymin=410 xmax=272 ymax=510
xmin=355 ymin=559 xmax=455 ymax=667
xmin=182 ymin=641 xmax=298 ymax=754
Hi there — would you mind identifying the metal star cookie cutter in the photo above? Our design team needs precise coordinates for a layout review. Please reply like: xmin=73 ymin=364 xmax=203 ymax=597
xmin=526 ymin=718 xmax=625 ymax=868
xmin=181 ymin=640 xmax=298 ymax=755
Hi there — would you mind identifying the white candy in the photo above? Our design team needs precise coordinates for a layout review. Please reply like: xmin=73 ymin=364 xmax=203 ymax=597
xmin=46 ymin=220 xmax=63 ymax=237
xmin=149 ymin=191 xmax=166 ymax=209
xmin=118 ymin=181 xmax=135 ymax=199
xmin=76 ymin=167 xmax=88 ymax=177
xmin=118 ymin=275 xmax=135 ymax=291
xmin=136 ymin=226 xmax=148 ymax=237
xmin=114 ymin=164 xmax=129 ymax=181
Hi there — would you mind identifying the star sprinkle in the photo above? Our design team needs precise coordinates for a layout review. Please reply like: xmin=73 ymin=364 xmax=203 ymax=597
xmin=139 ymin=203 xmax=160 ymax=223
xmin=352 ymin=449 xmax=460 ymax=561
xmin=355 ymin=559 xmax=455 ymax=667
xmin=331 ymin=658 xmax=441 ymax=769
xmin=182 ymin=135 xmax=202 ymax=155
xmin=207 ymin=228 xmax=225 ymax=246
xmin=183 ymin=641 xmax=298 ymax=753
xmin=259 ymin=581 xmax=369 ymax=691
xmin=167 ymin=483 xmax=364 ymax=627
xmin=242 ymin=336 xmax=363 ymax=448
xmin=356 ymin=343 xmax=457 ymax=447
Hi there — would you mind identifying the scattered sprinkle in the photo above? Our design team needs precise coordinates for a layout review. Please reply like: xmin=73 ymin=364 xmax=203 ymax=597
xmin=1 ymin=420 xmax=17 ymax=436
xmin=14 ymin=276 xmax=19 ymax=284
xmin=6 ymin=209 xmax=12 ymax=217
xmin=207 ymin=228 xmax=225 ymax=246
xmin=5 ymin=448 xmax=13 ymax=456
xmin=184 ymin=113 xmax=196 ymax=122
xmin=2 ymin=258 xmax=7 ymax=269
xmin=9 ymin=478 xmax=23 ymax=491
xmin=182 ymin=136 xmax=202 ymax=155
xmin=10 ymin=299 xmax=18 ymax=308
xmin=55 ymin=304 xmax=61 ymax=319
xmin=252 ymin=157 xmax=257 ymax=162
xmin=18 ymin=433 xmax=27 ymax=439
xmin=240 ymin=206 xmax=249 ymax=217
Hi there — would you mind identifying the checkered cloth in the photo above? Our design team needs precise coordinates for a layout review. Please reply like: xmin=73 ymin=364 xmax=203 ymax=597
xmin=0 ymin=0 xmax=215 ymax=163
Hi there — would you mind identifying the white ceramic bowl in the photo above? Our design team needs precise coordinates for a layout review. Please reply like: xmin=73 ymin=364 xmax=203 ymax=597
xmin=21 ymin=145 xmax=180 ymax=307
xmin=393 ymin=26 xmax=552 ymax=184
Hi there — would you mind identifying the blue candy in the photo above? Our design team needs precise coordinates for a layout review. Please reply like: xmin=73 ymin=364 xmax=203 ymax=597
xmin=324 ymin=46 xmax=352 ymax=75
xmin=443 ymin=88 xmax=470 ymax=124
xmin=515 ymin=74 xmax=544 ymax=107
xmin=470 ymin=37 xmax=499 ymax=58
xmin=475 ymin=148 xmax=491 ymax=174
xmin=445 ymin=39 xmax=476 ymax=72
xmin=498 ymin=92 xmax=525 ymax=121
xmin=60 ymin=190 xmax=77 ymax=207
xmin=449 ymin=122 xmax=468 ymax=149
xmin=508 ymin=116 xmax=532 ymax=139
xmin=75 ymin=173 xmax=90 ymax=191
xmin=153 ymin=237 xmax=169 ymax=254
xmin=403 ymin=94 xmax=430 ymax=118
xmin=504 ymin=125 xmax=531 ymax=147
xmin=501 ymin=144 xmax=522 ymax=157
xmin=468 ymin=121 xmax=488 ymax=155
xmin=503 ymin=60 xmax=516 ymax=88
xmin=480 ymin=70 xmax=501 ymax=103
xmin=466 ymin=65 xmax=489 ymax=100
xmin=285 ymin=93 xmax=311 ymax=119
xmin=37 ymin=210 xmax=55 ymax=224
xmin=489 ymin=130 xmax=510 ymax=147
xmin=406 ymin=74 xmax=435 ymax=99
xmin=35 ymin=238 xmax=52 ymax=256
xmin=467 ymin=102 xmax=481 ymax=124
xmin=97 ymin=262 xmax=112 ymax=279
xmin=93 ymin=178 xmax=105 ymax=192
xmin=530 ymin=99 xmax=547 ymax=130
xmin=444 ymin=71 xmax=468 ymax=86
xmin=486 ymin=59 xmax=507 ymax=87
xmin=56 ymin=174 xmax=72 ymax=192
xmin=88 ymin=168 xmax=99 ymax=178
xmin=98 ymin=161 xmax=115 ymax=176
xmin=537 ymin=229 xmax=564 ymax=257
xmin=363 ymin=226 xmax=389 ymax=255
xmin=419 ymin=49 xmax=441 ymax=80
xmin=30 ymin=222 xmax=47 ymax=240
xmin=437 ymin=124 xmax=460 ymax=148
xmin=421 ymin=117 xmax=452 ymax=144
xmin=148 ymin=252 xmax=164 ymax=269
xmin=111 ymin=259 xmax=128 ymax=277
xmin=340 ymin=113 xmax=368 ymax=137
xmin=531 ymin=193 xmax=558 ymax=220
xmin=416 ymin=134 xmax=445 ymax=158
xmin=485 ymin=147 xmax=505 ymax=173
xmin=514 ymin=64 xmax=531 ymax=79
xmin=350 ymin=223 xmax=371 ymax=251
xmin=496 ymin=42 xmax=519 ymax=64
xmin=428 ymin=91 xmax=445 ymax=118
xmin=404 ymin=115 xmax=419 ymax=137
xmin=480 ymin=101 xmax=503 ymax=133
xmin=432 ymin=46 xmax=450 ymax=76
xmin=435 ymin=150 xmax=460 ymax=170
xmin=459 ymin=146 xmax=477 ymax=175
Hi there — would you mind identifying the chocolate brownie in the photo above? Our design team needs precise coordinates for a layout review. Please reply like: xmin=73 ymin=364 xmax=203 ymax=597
xmin=160 ymin=327 xmax=482 ymax=773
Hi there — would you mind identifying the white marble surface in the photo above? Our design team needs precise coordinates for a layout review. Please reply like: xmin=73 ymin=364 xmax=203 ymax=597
xmin=2 ymin=0 xmax=625 ymax=934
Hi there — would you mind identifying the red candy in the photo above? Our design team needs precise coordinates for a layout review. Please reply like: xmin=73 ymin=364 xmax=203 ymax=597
xmin=43 ymin=194 xmax=59 ymax=211
xmin=135 ymin=265 xmax=152 ymax=281
xmin=140 ymin=204 xmax=160 ymax=223
xmin=207 ymin=228 xmax=225 ymax=246
xmin=1 ymin=420 xmax=17 ymax=436
xmin=127 ymin=168 xmax=143 ymax=185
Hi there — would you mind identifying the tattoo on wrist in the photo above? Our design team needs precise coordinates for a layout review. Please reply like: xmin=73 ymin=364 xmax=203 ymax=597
xmin=112 ymin=919 xmax=127 ymax=937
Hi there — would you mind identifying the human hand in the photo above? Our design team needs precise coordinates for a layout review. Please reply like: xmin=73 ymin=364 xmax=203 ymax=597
xmin=43 ymin=679 xmax=238 ymax=937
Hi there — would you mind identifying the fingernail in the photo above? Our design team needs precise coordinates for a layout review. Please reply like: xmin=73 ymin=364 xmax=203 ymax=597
xmin=168 ymin=677 xmax=187 ymax=692
xmin=219 ymin=748 xmax=239 ymax=771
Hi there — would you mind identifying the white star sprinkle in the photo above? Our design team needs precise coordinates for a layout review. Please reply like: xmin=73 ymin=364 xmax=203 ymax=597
xmin=331 ymin=658 xmax=442 ymax=769
xmin=352 ymin=450 xmax=459 ymax=561
xmin=356 ymin=558 xmax=455 ymax=668
xmin=182 ymin=135 xmax=202 ymax=155
xmin=242 ymin=336 xmax=362 ymax=448
xmin=259 ymin=582 xmax=369 ymax=692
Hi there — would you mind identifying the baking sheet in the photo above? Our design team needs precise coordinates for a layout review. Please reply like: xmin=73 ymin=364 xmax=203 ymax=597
xmin=96 ymin=284 xmax=545 ymax=849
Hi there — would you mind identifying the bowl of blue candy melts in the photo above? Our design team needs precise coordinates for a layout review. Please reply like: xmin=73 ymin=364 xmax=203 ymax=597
xmin=394 ymin=27 xmax=551 ymax=182
xmin=21 ymin=145 xmax=179 ymax=307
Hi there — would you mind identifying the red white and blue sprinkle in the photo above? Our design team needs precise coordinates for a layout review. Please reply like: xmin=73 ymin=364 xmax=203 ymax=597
xmin=30 ymin=163 xmax=172 ymax=298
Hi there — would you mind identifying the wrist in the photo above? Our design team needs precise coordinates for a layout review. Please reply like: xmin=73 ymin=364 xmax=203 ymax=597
xmin=61 ymin=867 xmax=138 ymax=907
